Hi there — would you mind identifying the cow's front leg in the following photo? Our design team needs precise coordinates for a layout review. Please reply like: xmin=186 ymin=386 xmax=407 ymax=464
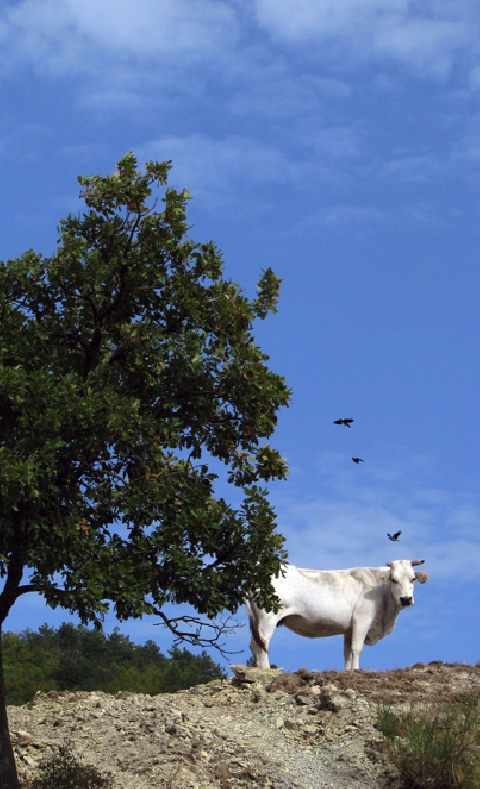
xmin=343 ymin=631 xmax=354 ymax=671
xmin=348 ymin=620 xmax=368 ymax=670
xmin=349 ymin=650 xmax=361 ymax=670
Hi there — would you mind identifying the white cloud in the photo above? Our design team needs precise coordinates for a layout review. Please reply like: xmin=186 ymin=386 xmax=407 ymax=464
xmin=0 ymin=1 xmax=83 ymax=75
xmin=374 ymin=17 xmax=467 ymax=76
xmin=0 ymin=0 xmax=476 ymax=83
xmin=0 ymin=0 xmax=239 ymax=75
xmin=252 ymin=0 xmax=474 ymax=76
xmin=254 ymin=0 xmax=408 ymax=41
xmin=70 ymin=0 xmax=238 ymax=59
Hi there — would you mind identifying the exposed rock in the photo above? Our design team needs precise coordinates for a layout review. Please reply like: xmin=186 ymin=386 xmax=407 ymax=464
xmin=230 ymin=665 xmax=283 ymax=685
xmin=8 ymin=661 xmax=479 ymax=788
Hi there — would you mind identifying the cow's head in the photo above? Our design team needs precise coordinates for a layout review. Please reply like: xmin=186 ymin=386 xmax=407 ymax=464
xmin=385 ymin=559 xmax=428 ymax=607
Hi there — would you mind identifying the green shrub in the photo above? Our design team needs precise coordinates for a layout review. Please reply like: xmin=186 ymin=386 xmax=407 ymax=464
xmin=23 ymin=746 xmax=113 ymax=789
xmin=377 ymin=694 xmax=479 ymax=789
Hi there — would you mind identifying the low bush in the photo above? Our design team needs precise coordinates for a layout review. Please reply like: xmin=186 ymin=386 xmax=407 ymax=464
xmin=377 ymin=693 xmax=479 ymax=788
xmin=22 ymin=745 xmax=114 ymax=789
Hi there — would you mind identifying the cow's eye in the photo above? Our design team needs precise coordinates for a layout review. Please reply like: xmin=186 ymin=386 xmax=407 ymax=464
xmin=391 ymin=578 xmax=399 ymax=584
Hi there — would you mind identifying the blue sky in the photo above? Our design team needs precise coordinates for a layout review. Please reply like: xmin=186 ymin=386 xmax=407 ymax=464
xmin=2 ymin=1 xmax=479 ymax=674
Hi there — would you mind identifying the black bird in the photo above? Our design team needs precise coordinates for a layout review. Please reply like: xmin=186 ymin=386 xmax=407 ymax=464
xmin=387 ymin=531 xmax=402 ymax=541
xmin=352 ymin=457 xmax=364 ymax=464
xmin=334 ymin=418 xmax=354 ymax=427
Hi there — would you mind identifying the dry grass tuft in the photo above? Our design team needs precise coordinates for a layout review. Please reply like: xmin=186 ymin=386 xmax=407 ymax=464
xmin=377 ymin=693 xmax=479 ymax=789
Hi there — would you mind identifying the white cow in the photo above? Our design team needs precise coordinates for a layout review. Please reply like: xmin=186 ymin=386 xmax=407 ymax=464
xmin=246 ymin=559 xmax=429 ymax=670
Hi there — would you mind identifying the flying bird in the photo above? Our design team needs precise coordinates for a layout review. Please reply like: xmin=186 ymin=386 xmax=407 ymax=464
xmin=387 ymin=531 xmax=402 ymax=541
xmin=333 ymin=418 xmax=354 ymax=427
xmin=352 ymin=457 xmax=364 ymax=464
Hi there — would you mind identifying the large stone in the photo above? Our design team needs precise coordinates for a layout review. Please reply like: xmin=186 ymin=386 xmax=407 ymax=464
xmin=229 ymin=664 xmax=283 ymax=685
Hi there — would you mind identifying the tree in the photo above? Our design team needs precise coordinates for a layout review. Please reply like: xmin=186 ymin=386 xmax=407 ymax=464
xmin=0 ymin=153 xmax=291 ymax=786
xmin=2 ymin=624 xmax=227 ymax=702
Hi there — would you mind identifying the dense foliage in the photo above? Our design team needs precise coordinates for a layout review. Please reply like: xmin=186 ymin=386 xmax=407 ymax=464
xmin=0 ymin=152 xmax=291 ymax=786
xmin=0 ymin=153 xmax=290 ymax=629
xmin=4 ymin=624 xmax=227 ymax=705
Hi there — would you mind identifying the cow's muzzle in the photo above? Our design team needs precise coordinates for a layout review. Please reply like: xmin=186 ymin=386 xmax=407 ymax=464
xmin=400 ymin=596 xmax=413 ymax=607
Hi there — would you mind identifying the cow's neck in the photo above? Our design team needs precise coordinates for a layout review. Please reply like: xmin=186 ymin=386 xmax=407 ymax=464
xmin=381 ymin=587 xmax=401 ymax=636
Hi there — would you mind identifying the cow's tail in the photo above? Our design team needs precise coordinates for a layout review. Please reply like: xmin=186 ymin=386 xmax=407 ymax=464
xmin=245 ymin=595 xmax=267 ymax=653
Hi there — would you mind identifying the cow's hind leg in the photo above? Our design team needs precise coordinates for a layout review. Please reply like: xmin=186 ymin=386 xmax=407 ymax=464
xmin=248 ymin=610 xmax=279 ymax=669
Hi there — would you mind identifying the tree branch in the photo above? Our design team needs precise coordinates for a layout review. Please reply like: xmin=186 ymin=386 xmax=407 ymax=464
xmin=0 ymin=543 xmax=24 ymax=624
xmin=15 ymin=585 xmax=42 ymax=597
xmin=152 ymin=610 xmax=244 ymax=660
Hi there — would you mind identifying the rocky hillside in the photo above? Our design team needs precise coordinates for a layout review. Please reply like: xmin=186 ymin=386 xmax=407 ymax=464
xmin=10 ymin=661 xmax=479 ymax=788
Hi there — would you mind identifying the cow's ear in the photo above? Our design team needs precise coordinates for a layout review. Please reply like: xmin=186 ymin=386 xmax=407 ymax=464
xmin=378 ymin=571 xmax=390 ymax=583
xmin=414 ymin=571 xmax=429 ymax=584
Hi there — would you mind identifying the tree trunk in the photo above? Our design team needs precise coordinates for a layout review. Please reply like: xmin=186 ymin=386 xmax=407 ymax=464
xmin=0 ymin=627 xmax=19 ymax=788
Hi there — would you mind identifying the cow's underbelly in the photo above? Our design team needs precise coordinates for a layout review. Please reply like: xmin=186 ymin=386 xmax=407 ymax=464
xmin=277 ymin=614 xmax=348 ymax=638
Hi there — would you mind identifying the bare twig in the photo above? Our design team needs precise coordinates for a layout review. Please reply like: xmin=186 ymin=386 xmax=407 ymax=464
xmin=152 ymin=610 xmax=244 ymax=659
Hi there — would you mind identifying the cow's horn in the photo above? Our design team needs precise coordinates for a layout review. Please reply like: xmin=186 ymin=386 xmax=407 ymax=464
xmin=411 ymin=559 xmax=425 ymax=566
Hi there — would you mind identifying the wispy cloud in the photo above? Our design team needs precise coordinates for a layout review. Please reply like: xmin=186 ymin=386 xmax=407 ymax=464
xmin=252 ymin=0 xmax=475 ymax=76
xmin=1 ymin=0 xmax=476 ymax=84
xmin=227 ymin=67 xmax=352 ymax=122
xmin=453 ymin=129 xmax=480 ymax=164
xmin=58 ymin=143 xmax=109 ymax=163
xmin=469 ymin=66 xmax=480 ymax=90
xmin=380 ymin=152 xmax=446 ymax=183
xmin=274 ymin=453 xmax=480 ymax=580
xmin=303 ymin=204 xmax=386 ymax=228
xmin=138 ymin=133 xmax=294 ymax=215
xmin=75 ymin=90 xmax=145 ymax=113
xmin=72 ymin=0 xmax=238 ymax=59
xmin=138 ymin=120 xmax=371 ymax=212
xmin=0 ymin=0 xmax=239 ymax=76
